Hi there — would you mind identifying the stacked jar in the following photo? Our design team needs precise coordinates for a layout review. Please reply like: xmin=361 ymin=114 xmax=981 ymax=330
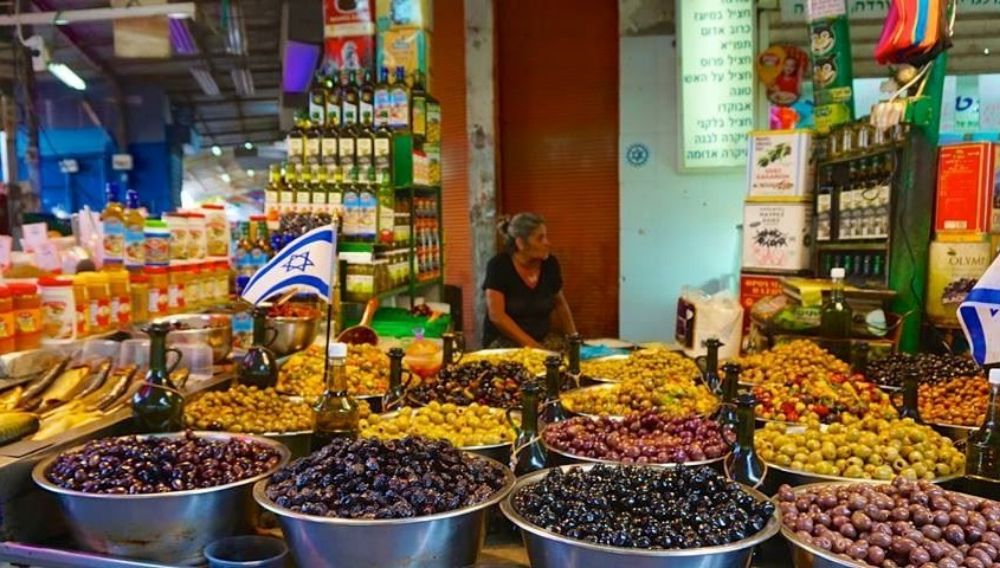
xmin=83 ymin=273 xmax=112 ymax=335
xmin=72 ymin=275 xmax=89 ymax=338
xmin=38 ymin=277 xmax=77 ymax=342
xmin=106 ymin=269 xmax=131 ymax=329
xmin=167 ymin=264 xmax=187 ymax=314
xmin=10 ymin=283 xmax=42 ymax=350
xmin=0 ymin=285 xmax=14 ymax=354
xmin=146 ymin=266 xmax=169 ymax=318
xmin=129 ymin=272 xmax=150 ymax=324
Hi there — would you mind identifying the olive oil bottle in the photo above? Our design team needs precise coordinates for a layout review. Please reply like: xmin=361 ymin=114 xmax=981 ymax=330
xmin=541 ymin=355 xmax=567 ymax=425
xmin=312 ymin=342 xmax=360 ymax=449
xmin=511 ymin=380 xmax=547 ymax=475
xmin=729 ymin=393 xmax=765 ymax=488
xmin=820 ymin=267 xmax=852 ymax=362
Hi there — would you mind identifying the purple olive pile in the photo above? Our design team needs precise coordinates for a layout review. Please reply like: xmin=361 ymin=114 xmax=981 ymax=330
xmin=513 ymin=465 xmax=775 ymax=550
xmin=542 ymin=412 xmax=732 ymax=464
xmin=778 ymin=478 xmax=1000 ymax=567
xmin=46 ymin=432 xmax=282 ymax=494
xmin=265 ymin=436 xmax=508 ymax=519
xmin=406 ymin=360 xmax=532 ymax=409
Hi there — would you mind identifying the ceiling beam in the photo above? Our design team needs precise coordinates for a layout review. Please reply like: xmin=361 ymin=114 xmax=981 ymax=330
xmin=185 ymin=94 xmax=279 ymax=106
xmin=195 ymin=125 xmax=278 ymax=136
xmin=194 ymin=115 xmax=280 ymax=123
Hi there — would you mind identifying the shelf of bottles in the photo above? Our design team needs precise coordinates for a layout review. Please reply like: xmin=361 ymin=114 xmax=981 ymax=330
xmin=256 ymin=65 xmax=442 ymax=304
xmin=814 ymin=121 xmax=908 ymax=288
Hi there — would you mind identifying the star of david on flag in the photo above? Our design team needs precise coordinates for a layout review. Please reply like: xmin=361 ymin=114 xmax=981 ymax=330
xmin=241 ymin=224 xmax=337 ymax=305
xmin=958 ymin=253 xmax=1000 ymax=367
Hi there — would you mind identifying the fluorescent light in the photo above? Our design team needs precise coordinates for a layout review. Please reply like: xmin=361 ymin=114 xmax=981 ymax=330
xmin=54 ymin=17 xmax=69 ymax=25
xmin=191 ymin=65 xmax=220 ymax=96
xmin=47 ymin=62 xmax=86 ymax=90
xmin=247 ymin=169 xmax=255 ymax=177
xmin=231 ymin=67 xmax=255 ymax=97
xmin=0 ymin=3 xmax=196 ymax=26
xmin=243 ymin=142 xmax=253 ymax=150
xmin=211 ymin=145 xmax=222 ymax=156
xmin=220 ymin=173 xmax=232 ymax=183
xmin=169 ymin=18 xmax=198 ymax=55
xmin=224 ymin=0 xmax=248 ymax=56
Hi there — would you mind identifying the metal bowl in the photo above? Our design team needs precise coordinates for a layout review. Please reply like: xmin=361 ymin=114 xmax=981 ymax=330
xmin=930 ymin=421 xmax=976 ymax=443
xmin=268 ymin=316 xmax=320 ymax=357
xmin=32 ymin=432 xmax=290 ymax=566
xmin=153 ymin=313 xmax=232 ymax=363
xmin=261 ymin=430 xmax=313 ymax=460
xmin=363 ymin=408 xmax=514 ymax=467
xmin=759 ymin=460 xmax=962 ymax=497
xmin=561 ymin=383 xmax=719 ymax=421
xmin=543 ymin=440 xmax=729 ymax=474
xmin=501 ymin=463 xmax=781 ymax=568
xmin=253 ymin=453 xmax=516 ymax=567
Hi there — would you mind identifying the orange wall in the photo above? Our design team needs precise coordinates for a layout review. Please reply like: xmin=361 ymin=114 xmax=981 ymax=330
xmin=496 ymin=0 xmax=620 ymax=338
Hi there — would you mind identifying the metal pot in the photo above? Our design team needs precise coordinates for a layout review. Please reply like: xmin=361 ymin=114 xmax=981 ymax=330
xmin=501 ymin=463 xmax=781 ymax=568
xmin=759 ymin=460 xmax=962 ymax=497
xmin=152 ymin=314 xmax=232 ymax=364
xmin=253 ymin=453 xmax=515 ymax=568
xmin=267 ymin=316 xmax=319 ymax=358
xmin=32 ymin=432 xmax=290 ymax=566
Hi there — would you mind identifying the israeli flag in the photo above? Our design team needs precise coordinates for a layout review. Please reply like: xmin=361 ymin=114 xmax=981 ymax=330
xmin=958 ymin=254 xmax=1000 ymax=367
xmin=241 ymin=224 xmax=337 ymax=305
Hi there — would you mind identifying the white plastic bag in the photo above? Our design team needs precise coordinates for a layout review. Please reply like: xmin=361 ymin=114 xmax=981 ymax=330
xmin=676 ymin=288 xmax=744 ymax=360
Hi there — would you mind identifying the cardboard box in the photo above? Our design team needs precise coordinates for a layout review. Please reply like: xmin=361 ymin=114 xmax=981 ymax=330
xmin=746 ymin=129 xmax=815 ymax=201
xmin=324 ymin=0 xmax=375 ymax=37
xmin=376 ymin=0 xmax=433 ymax=31
xmin=742 ymin=202 xmax=814 ymax=272
xmin=926 ymin=238 xmax=994 ymax=324
xmin=935 ymin=142 xmax=996 ymax=235
xmin=377 ymin=29 xmax=431 ymax=86
xmin=739 ymin=272 xmax=784 ymax=335
xmin=325 ymin=36 xmax=375 ymax=72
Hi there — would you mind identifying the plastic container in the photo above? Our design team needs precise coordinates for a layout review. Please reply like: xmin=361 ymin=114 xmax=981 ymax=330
xmin=82 ymin=272 xmax=112 ymax=335
xmin=118 ymin=338 xmax=151 ymax=369
xmin=199 ymin=204 xmax=231 ymax=259
xmin=144 ymin=220 xmax=171 ymax=266
xmin=0 ymin=286 xmax=14 ymax=354
xmin=168 ymin=343 xmax=214 ymax=377
xmin=203 ymin=535 xmax=288 ymax=568
xmin=130 ymin=272 xmax=150 ymax=324
xmin=39 ymin=276 xmax=77 ymax=341
xmin=146 ymin=266 xmax=169 ymax=318
xmin=216 ymin=262 xmax=231 ymax=303
xmin=188 ymin=262 xmax=204 ymax=310
xmin=10 ymin=282 xmax=42 ymax=350
xmin=164 ymin=213 xmax=189 ymax=262
xmin=81 ymin=339 xmax=121 ymax=361
xmin=71 ymin=275 xmax=89 ymax=338
xmin=185 ymin=212 xmax=207 ymax=260
xmin=168 ymin=265 xmax=188 ymax=314
xmin=106 ymin=269 xmax=131 ymax=329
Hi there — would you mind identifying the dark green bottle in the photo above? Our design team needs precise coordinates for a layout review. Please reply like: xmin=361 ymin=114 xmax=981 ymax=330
xmin=567 ymin=333 xmax=582 ymax=376
xmin=716 ymin=362 xmax=741 ymax=428
xmin=541 ymin=355 xmax=568 ymax=425
xmin=701 ymin=338 xmax=722 ymax=393
xmin=899 ymin=370 xmax=923 ymax=424
xmin=510 ymin=380 xmax=547 ymax=475
xmin=729 ymin=393 xmax=765 ymax=488
xmin=384 ymin=347 xmax=406 ymax=411
xmin=132 ymin=322 xmax=184 ymax=433
xmin=441 ymin=332 xmax=463 ymax=369
xmin=238 ymin=306 xmax=278 ymax=388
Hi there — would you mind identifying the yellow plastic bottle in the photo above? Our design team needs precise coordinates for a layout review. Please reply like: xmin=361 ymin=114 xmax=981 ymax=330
xmin=101 ymin=183 xmax=126 ymax=266
xmin=123 ymin=189 xmax=146 ymax=270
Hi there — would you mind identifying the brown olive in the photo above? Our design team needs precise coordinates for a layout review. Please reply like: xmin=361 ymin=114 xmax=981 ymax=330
xmin=910 ymin=546 xmax=931 ymax=565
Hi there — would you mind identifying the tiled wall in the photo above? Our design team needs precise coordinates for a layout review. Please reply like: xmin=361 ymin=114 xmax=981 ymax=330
xmin=619 ymin=35 xmax=746 ymax=341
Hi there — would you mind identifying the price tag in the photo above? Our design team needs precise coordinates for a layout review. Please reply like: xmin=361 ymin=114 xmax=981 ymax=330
xmin=34 ymin=241 xmax=61 ymax=272
xmin=0 ymin=236 xmax=12 ymax=270
xmin=21 ymin=222 xmax=49 ymax=253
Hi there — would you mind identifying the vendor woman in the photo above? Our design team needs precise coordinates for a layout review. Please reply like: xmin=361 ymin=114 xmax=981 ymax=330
xmin=482 ymin=213 xmax=577 ymax=349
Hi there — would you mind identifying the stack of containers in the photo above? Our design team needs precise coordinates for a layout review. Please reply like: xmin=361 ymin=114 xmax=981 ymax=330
xmin=739 ymin=129 xmax=816 ymax=339
xmin=925 ymin=142 xmax=999 ymax=326
xmin=375 ymin=0 xmax=432 ymax=88
xmin=324 ymin=0 xmax=376 ymax=72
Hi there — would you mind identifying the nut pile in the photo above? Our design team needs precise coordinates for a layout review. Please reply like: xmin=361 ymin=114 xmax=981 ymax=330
xmin=406 ymin=360 xmax=532 ymax=409
xmin=917 ymin=377 xmax=990 ymax=427
xmin=265 ymin=437 xmax=508 ymax=519
xmin=184 ymin=385 xmax=314 ymax=433
xmin=561 ymin=380 xmax=718 ymax=419
xmin=542 ymin=412 xmax=732 ymax=464
xmin=580 ymin=348 xmax=699 ymax=384
xmin=361 ymin=402 xmax=514 ymax=447
xmin=865 ymin=353 xmax=983 ymax=388
xmin=778 ymin=478 xmax=1000 ymax=568
xmin=513 ymin=465 xmax=775 ymax=549
xmin=463 ymin=348 xmax=551 ymax=375
xmin=756 ymin=416 xmax=965 ymax=480
xmin=46 ymin=431 xmax=282 ymax=494
xmin=277 ymin=345 xmax=391 ymax=399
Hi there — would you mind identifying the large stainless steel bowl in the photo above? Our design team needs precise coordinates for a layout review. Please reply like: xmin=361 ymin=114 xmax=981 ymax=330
xmin=153 ymin=313 xmax=233 ymax=363
xmin=253 ymin=453 xmax=515 ymax=568
xmin=363 ymin=408 xmax=514 ymax=468
xmin=543 ymin=440 xmax=728 ymax=474
xmin=561 ymin=383 xmax=719 ymax=421
xmin=501 ymin=463 xmax=781 ymax=568
xmin=32 ymin=432 xmax=290 ymax=566
xmin=759 ymin=460 xmax=962 ymax=497
xmin=268 ymin=316 xmax=319 ymax=357
xmin=930 ymin=421 xmax=976 ymax=443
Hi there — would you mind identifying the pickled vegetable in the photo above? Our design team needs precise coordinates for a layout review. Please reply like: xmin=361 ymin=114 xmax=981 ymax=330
xmin=561 ymin=380 xmax=718 ymax=419
xmin=361 ymin=402 xmax=513 ymax=447
xmin=580 ymin=348 xmax=699 ymax=384
xmin=277 ymin=344 xmax=391 ymax=399
xmin=185 ymin=385 xmax=314 ymax=433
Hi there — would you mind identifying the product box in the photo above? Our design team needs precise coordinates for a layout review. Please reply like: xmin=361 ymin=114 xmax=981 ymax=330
xmin=746 ymin=129 xmax=815 ymax=201
xmin=376 ymin=0 xmax=433 ymax=31
xmin=926 ymin=238 xmax=994 ymax=324
xmin=325 ymin=36 xmax=375 ymax=72
xmin=324 ymin=0 xmax=375 ymax=38
xmin=935 ymin=142 xmax=996 ymax=236
xmin=741 ymin=202 xmax=814 ymax=272
xmin=738 ymin=272 xmax=784 ymax=335
xmin=377 ymin=28 xmax=431 ymax=86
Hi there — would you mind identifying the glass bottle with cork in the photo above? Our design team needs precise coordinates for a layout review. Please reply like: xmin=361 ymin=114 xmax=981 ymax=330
xmin=541 ymin=355 xmax=567 ymax=425
xmin=820 ymin=267 xmax=852 ymax=362
xmin=238 ymin=305 xmax=278 ymax=389
xmin=132 ymin=322 xmax=184 ymax=433
xmin=509 ymin=379 xmax=547 ymax=475
xmin=312 ymin=342 xmax=361 ymax=450
xmin=728 ymin=392 xmax=766 ymax=488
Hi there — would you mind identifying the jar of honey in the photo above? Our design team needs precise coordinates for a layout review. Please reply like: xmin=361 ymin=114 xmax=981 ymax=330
xmin=72 ymin=274 xmax=89 ymax=337
xmin=83 ymin=273 xmax=111 ymax=334
xmin=168 ymin=265 xmax=188 ymax=314
xmin=0 ymin=285 xmax=15 ymax=354
xmin=129 ymin=272 xmax=150 ymax=324
xmin=10 ymin=282 xmax=42 ymax=350
xmin=106 ymin=269 xmax=131 ymax=329
xmin=146 ymin=267 xmax=169 ymax=317
xmin=39 ymin=276 xmax=77 ymax=341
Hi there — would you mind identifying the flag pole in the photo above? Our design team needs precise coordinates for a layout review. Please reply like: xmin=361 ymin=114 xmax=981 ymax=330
xmin=323 ymin=221 xmax=338 ymax=388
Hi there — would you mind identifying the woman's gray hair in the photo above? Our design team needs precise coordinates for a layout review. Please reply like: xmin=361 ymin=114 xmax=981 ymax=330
xmin=498 ymin=212 xmax=545 ymax=253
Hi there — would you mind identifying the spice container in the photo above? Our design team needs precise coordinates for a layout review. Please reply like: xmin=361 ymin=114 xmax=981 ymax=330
xmin=129 ymin=272 xmax=150 ymax=324
xmin=10 ymin=282 xmax=42 ymax=350
xmin=0 ymin=286 xmax=15 ymax=354
xmin=106 ymin=269 xmax=131 ymax=329
xmin=39 ymin=276 xmax=77 ymax=341
xmin=185 ymin=212 xmax=207 ymax=260
xmin=71 ymin=275 xmax=89 ymax=338
xmin=83 ymin=272 xmax=112 ymax=335
xmin=164 ymin=213 xmax=189 ymax=262
xmin=199 ymin=204 xmax=230 ymax=258
xmin=144 ymin=219 xmax=170 ymax=266
xmin=168 ymin=264 xmax=188 ymax=314
xmin=146 ymin=266 xmax=169 ymax=317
